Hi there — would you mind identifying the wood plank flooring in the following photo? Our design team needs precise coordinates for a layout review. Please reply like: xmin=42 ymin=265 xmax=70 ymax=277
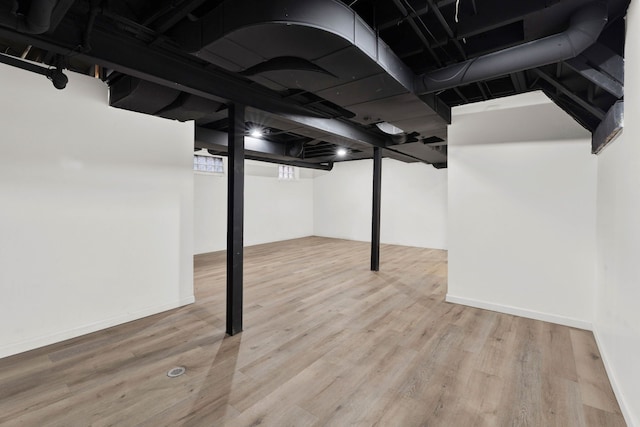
xmin=0 ymin=237 xmax=625 ymax=426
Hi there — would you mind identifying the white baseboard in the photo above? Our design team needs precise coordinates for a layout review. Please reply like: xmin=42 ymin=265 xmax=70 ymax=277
xmin=445 ymin=294 xmax=593 ymax=330
xmin=0 ymin=295 xmax=195 ymax=359
xmin=592 ymin=328 xmax=637 ymax=427
xmin=180 ymin=295 xmax=196 ymax=306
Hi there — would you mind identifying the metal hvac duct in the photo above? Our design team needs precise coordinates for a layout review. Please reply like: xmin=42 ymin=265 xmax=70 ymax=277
xmin=0 ymin=0 xmax=58 ymax=34
xmin=414 ymin=1 xmax=609 ymax=94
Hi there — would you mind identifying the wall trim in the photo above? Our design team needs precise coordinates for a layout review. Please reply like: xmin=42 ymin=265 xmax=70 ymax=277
xmin=592 ymin=327 xmax=637 ymax=427
xmin=446 ymin=294 xmax=593 ymax=330
xmin=0 ymin=295 xmax=195 ymax=359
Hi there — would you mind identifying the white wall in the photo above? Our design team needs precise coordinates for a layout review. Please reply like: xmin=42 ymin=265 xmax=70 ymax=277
xmin=313 ymin=158 xmax=448 ymax=249
xmin=194 ymin=162 xmax=226 ymax=254
xmin=194 ymin=158 xmax=314 ymax=253
xmin=0 ymin=64 xmax=194 ymax=358
xmin=593 ymin=2 xmax=640 ymax=425
xmin=447 ymin=92 xmax=597 ymax=329
xmin=196 ymin=155 xmax=447 ymax=253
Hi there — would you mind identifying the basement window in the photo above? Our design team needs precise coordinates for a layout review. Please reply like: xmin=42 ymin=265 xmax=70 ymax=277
xmin=278 ymin=165 xmax=296 ymax=180
xmin=194 ymin=154 xmax=224 ymax=174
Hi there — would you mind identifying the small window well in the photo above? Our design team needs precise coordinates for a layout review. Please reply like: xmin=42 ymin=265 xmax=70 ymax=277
xmin=194 ymin=154 xmax=224 ymax=174
xmin=278 ymin=165 xmax=296 ymax=180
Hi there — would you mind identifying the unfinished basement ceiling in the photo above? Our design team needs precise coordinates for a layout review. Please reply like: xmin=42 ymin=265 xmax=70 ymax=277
xmin=0 ymin=0 xmax=629 ymax=168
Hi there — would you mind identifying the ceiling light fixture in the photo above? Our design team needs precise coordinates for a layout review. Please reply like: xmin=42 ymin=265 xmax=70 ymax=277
xmin=375 ymin=122 xmax=404 ymax=135
xmin=250 ymin=128 xmax=263 ymax=138
xmin=336 ymin=148 xmax=347 ymax=157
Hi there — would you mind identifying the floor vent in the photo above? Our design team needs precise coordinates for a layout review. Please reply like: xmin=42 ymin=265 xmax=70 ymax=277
xmin=167 ymin=366 xmax=186 ymax=378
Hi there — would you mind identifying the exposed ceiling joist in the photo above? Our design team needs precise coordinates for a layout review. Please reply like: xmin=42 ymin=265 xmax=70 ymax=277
xmin=533 ymin=68 xmax=606 ymax=120
xmin=149 ymin=0 xmax=210 ymax=33
xmin=263 ymin=112 xmax=389 ymax=149
xmin=390 ymin=0 xmax=442 ymax=66
xmin=0 ymin=0 xmax=631 ymax=167
xmin=564 ymin=56 xmax=624 ymax=98
xmin=196 ymin=127 xmax=335 ymax=170
xmin=581 ymin=42 xmax=625 ymax=84
xmin=455 ymin=0 xmax=548 ymax=39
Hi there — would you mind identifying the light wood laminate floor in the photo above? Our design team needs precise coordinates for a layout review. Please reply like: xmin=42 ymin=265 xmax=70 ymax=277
xmin=0 ymin=237 xmax=625 ymax=426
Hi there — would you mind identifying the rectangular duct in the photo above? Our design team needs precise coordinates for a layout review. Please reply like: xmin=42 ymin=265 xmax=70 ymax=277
xmin=592 ymin=101 xmax=624 ymax=154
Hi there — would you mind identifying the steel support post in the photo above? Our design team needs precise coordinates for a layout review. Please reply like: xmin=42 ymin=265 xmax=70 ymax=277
xmin=226 ymin=103 xmax=245 ymax=336
xmin=371 ymin=147 xmax=382 ymax=271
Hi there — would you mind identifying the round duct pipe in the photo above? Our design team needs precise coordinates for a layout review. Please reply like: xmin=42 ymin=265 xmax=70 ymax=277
xmin=414 ymin=1 xmax=609 ymax=94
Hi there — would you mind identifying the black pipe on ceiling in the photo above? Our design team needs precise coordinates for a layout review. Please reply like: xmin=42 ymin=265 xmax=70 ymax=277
xmin=0 ymin=0 xmax=57 ymax=34
xmin=244 ymin=155 xmax=334 ymax=171
xmin=414 ymin=1 xmax=609 ymax=94
xmin=0 ymin=51 xmax=67 ymax=88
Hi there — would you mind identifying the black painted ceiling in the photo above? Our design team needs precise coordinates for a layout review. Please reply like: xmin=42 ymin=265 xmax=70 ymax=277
xmin=0 ymin=0 xmax=629 ymax=168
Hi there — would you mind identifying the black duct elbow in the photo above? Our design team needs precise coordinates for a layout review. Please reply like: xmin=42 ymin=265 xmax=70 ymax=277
xmin=414 ymin=1 xmax=609 ymax=94
xmin=0 ymin=0 xmax=57 ymax=34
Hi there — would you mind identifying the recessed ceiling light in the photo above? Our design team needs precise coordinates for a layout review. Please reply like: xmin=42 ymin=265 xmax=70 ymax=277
xmin=337 ymin=148 xmax=347 ymax=157
xmin=250 ymin=128 xmax=263 ymax=138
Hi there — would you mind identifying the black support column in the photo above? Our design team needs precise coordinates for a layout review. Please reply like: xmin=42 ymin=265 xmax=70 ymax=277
xmin=226 ymin=103 xmax=245 ymax=336
xmin=371 ymin=147 xmax=382 ymax=271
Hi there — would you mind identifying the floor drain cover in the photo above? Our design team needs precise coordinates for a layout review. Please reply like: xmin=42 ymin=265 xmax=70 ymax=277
xmin=167 ymin=366 xmax=186 ymax=378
